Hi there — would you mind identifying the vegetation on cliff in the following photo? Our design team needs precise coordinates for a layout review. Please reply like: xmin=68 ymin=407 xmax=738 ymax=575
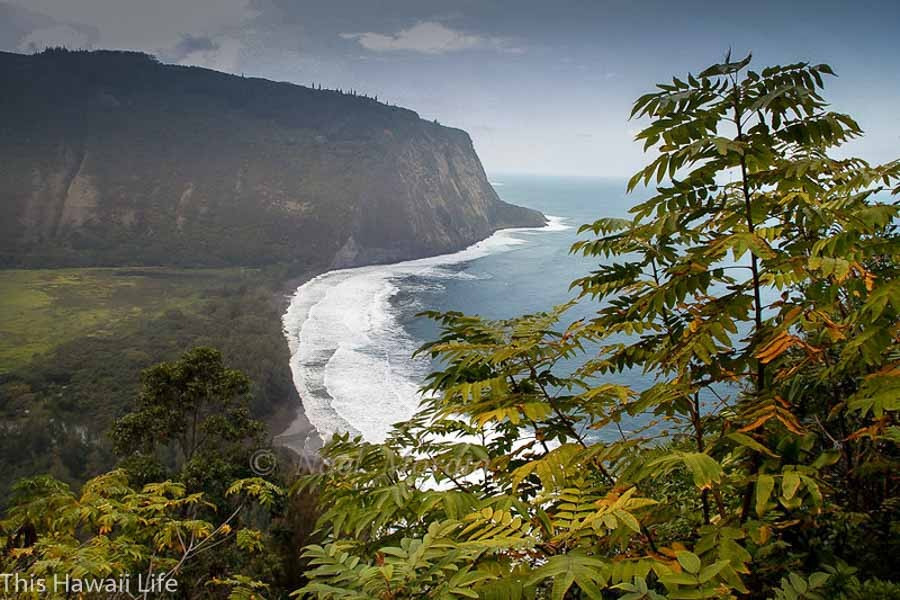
xmin=0 ymin=48 xmax=544 ymax=270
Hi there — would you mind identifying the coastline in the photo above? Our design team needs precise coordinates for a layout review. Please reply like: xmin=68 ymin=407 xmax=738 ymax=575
xmin=269 ymin=268 xmax=328 ymax=459
xmin=272 ymin=219 xmax=554 ymax=456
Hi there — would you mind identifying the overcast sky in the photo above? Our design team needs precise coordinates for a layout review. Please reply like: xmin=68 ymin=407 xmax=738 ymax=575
xmin=3 ymin=0 xmax=898 ymax=176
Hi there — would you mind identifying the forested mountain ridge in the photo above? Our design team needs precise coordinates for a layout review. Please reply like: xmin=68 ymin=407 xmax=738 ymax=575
xmin=0 ymin=48 xmax=544 ymax=269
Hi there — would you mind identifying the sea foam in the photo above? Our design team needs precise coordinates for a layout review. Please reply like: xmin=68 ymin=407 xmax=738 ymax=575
xmin=281 ymin=217 xmax=570 ymax=450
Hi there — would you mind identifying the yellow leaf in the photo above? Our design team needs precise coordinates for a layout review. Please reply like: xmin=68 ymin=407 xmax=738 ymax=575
xmin=775 ymin=410 xmax=806 ymax=435
xmin=756 ymin=331 xmax=797 ymax=364
xmin=738 ymin=410 xmax=775 ymax=433
xmin=864 ymin=270 xmax=876 ymax=291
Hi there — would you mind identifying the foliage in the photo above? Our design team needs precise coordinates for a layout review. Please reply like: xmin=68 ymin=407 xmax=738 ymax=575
xmin=3 ymin=337 xmax=321 ymax=599
xmin=297 ymin=54 xmax=899 ymax=598
xmin=0 ymin=470 xmax=282 ymax=599
xmin=111 ymin=346 xmax=266 ymax=494
xmin=0 ymin=268 xmax=297 ymax=505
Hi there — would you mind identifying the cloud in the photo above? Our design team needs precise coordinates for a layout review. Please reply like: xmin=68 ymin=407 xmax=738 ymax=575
xmin=340 ymin=21 xmax=521 ymax=55
xmin=169 ymin=33 xmax=243 ymax=73
xmin=1 ymin=1 xmax=98 ymax=53
xmin=18 ymin=23 xmax=95 ymax=51
xmin=174 ymin=33 xmax=219 ymax=56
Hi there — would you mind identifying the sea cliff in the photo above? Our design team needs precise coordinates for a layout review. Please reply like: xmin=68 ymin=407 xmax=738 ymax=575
xmin=0 ymin=49 xmax=545 ymax=270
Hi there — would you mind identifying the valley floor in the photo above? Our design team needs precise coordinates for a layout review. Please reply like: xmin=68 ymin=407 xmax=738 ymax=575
xmin=0 ymin=266 xmax=306 ymax=502
xmin=0 ymin=267 xmax=251 ymax=373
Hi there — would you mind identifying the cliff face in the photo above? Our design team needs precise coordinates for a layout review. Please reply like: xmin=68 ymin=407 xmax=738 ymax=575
xmin=0 ymin=49 xmax=545 ymax=269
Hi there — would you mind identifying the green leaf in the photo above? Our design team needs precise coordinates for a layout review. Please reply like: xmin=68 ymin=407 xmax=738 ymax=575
xmin=726 ymin=433 xmax=779 ymax=457
xmin=781 ymin=471 xmax=801 ymax=501
xmin=676 ymin=551 xmax=702 ymax=574
xmin=808 ymin=572 xmax=830 ymax=588
xmin=698 ymin=560 xmax=729 ymax=583
xmin=681 ymin=453 xmax=724 ymax=489
xmin=699 ymin=53 xmax=752 ymax=77
xmin=614 ymin=509 xmax=642 ymax=533
xmin=756 ymin=475 xmax=775 ymax=517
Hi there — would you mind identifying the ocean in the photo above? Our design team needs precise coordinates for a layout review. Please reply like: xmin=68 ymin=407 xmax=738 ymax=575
xmin=282 ymin=175 xmax=653 ymax=450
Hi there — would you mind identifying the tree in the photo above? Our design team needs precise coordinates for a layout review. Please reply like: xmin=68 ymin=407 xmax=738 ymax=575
xmin=111 ymin=347 xmax=266 ymax=494
xmin=297 ymin=54 xmax=899 ymax=599
xmin=0 ymin=339 xmax=323 ymax=599
xmin=0 ymin=471 xmax=281 ymax=599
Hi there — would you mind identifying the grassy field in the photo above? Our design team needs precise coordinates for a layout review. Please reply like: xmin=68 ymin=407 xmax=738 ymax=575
xmin=0 ymin=267 xmax=256 ymax=372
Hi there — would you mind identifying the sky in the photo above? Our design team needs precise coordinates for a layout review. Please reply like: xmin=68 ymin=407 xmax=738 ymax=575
xmin=3 ymin=0 xmax=898 ymax=176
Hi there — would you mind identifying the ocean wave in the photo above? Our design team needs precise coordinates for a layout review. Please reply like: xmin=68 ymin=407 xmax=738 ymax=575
xmin=542 ymin=215 xmax=572 ymax=231
xmin=281 ymin=220 xmax=561 ymax=448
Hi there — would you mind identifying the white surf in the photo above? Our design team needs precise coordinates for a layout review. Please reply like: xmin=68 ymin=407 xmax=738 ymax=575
xmin=280 ymin=217 xmax=570 ymax=451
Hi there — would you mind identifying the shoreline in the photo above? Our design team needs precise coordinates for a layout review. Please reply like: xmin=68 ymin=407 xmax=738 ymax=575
xmin=272 ymin=220 xmax=553 ymax=456
xmin=269 ymin=268 xmax=327 ymax=459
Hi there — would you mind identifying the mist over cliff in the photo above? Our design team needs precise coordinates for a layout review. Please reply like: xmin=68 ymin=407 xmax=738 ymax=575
xmin=0 ymin=49 xmax=545 ymax=269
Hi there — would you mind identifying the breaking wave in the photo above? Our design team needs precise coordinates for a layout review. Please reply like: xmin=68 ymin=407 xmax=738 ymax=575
xmin=281 ymin=217 xmax=570 ymax=449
